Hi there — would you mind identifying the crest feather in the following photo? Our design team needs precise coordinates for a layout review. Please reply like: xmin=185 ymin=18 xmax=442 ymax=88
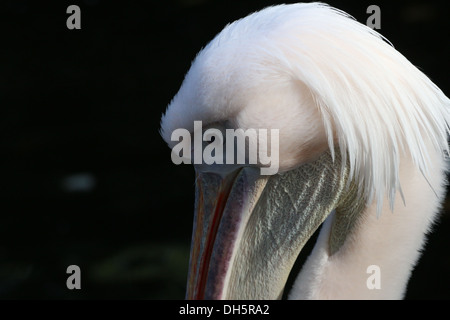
xmin=250 ymin=3 xmax=450 ymax=210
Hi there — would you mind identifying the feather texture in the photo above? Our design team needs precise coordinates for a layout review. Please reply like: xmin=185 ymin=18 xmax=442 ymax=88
xmin=160 ymin=2 xmax=450 ymax=212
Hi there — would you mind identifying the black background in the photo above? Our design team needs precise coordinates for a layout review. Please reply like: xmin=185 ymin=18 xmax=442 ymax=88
xmin=1 ymin=0 xmax=449 ymax=299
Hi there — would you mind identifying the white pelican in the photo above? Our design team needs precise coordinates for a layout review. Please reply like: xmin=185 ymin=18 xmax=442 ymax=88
xmin=160 ymin=3 xmax=450 ymax=299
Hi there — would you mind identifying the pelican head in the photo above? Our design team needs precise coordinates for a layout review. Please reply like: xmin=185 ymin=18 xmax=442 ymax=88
xmin=160 ymin=3 xmax=450 ymax=299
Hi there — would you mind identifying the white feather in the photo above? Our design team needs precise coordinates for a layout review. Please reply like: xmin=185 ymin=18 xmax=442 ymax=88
xmin=161 ymin=2 xmax=450 ymax=212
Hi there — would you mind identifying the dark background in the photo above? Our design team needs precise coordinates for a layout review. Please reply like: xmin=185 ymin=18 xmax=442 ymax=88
xmin=0 ymin=0 xmax=449 ymax=299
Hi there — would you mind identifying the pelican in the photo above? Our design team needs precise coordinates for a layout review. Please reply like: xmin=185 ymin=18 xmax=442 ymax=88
xmin=160 ymin=3 xmax=450 ymax=299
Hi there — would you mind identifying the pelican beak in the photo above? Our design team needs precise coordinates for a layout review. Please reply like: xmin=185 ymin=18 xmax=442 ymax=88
xmin=186 ymin=151 xmax=351 ymax=299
